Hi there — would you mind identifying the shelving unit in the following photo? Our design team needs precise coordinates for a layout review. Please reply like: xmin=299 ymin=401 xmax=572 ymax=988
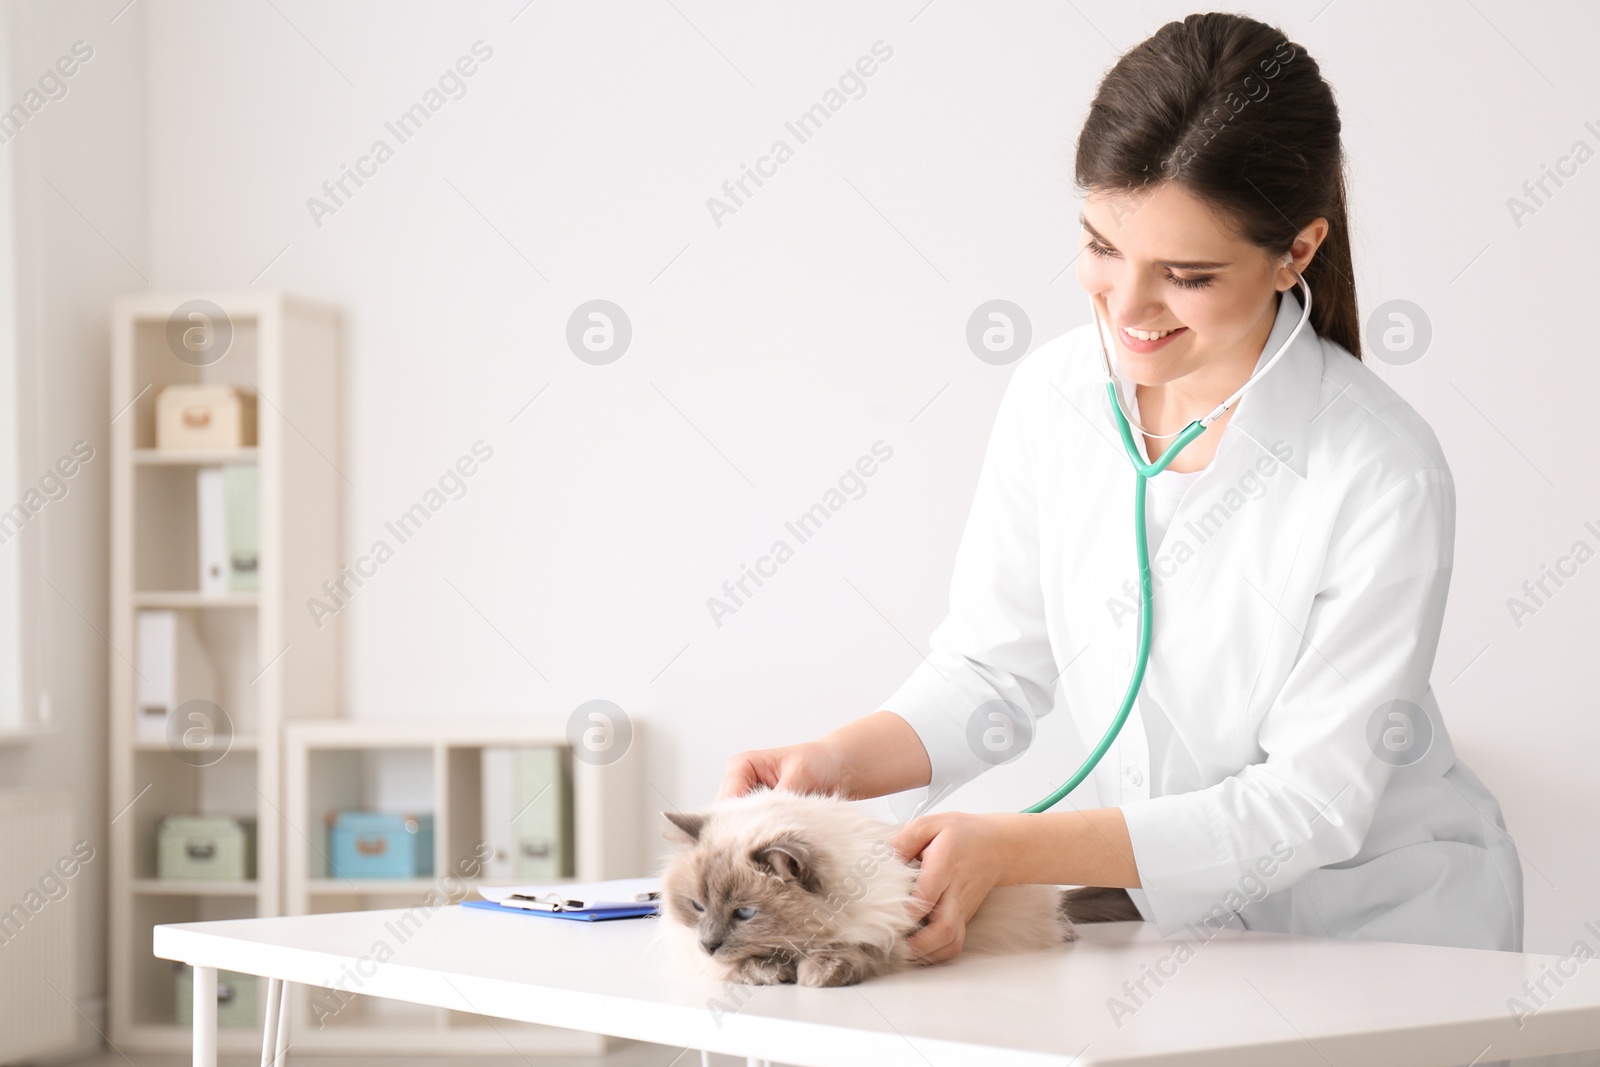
xmin=107 ymin=291 xmax=341 ymax=1054
xmin=284 ymin=718 xmax=643 ymax=1056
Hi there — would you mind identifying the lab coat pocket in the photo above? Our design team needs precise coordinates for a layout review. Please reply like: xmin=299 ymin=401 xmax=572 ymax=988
xmin=1299 ymin=839 xmax=1516 ymax=952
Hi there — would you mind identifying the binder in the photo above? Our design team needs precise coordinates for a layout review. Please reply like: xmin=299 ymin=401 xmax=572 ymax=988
xmin=224 ymin=463 xmax=258 ymax=593
xmin=197 ymin=464 xmax=258 ymax=596
xmin=135 ymin=610 xmax=216 ymax=741
xmin=197 ymin=468 xmax=228 ymax=595
xmin=512 ymin=747 xmax=573 ymax=880
xmin=460 ymin=899 xmax=656 ymax=922
xmin=480 ymin=747 xmax=576 ymax=882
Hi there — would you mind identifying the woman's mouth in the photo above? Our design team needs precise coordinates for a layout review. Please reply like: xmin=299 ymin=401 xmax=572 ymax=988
xmin=1118 ymin=325 xmax=1188 ymax=354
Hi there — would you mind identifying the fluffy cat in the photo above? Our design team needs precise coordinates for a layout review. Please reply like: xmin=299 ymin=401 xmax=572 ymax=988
xmin=657 ymin=787 xmax=1140 ymax=987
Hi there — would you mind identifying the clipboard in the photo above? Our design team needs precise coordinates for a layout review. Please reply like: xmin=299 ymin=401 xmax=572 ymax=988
xmin=460 ymin=899 xmax=657 ymax=922
xmin=470 ymin=876 xmax=661 ymax=921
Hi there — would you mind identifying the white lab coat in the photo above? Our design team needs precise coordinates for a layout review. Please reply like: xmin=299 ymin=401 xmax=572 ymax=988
xmin=884 ymin=287 xmax=1524 ymax=952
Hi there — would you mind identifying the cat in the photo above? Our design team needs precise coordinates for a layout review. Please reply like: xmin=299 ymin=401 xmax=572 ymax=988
xmin=657 ymin=786 xmax=1141 ymax=987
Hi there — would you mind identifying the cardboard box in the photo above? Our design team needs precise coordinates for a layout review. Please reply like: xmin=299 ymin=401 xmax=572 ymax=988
xmin=156 ymin=384 xmax=257 ymax=450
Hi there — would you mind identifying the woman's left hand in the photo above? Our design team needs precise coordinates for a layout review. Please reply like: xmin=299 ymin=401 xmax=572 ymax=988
xmin=887 ymin=811 xmax=1019 ymax=964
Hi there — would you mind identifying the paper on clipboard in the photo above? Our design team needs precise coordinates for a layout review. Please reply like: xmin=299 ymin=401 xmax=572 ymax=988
xmin=476 ymin=876 xmax=661 ymax=912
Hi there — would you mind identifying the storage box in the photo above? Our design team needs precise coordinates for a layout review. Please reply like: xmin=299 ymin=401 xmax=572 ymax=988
xmin=156 ymin=384 xmax=258 ymax=450
xmin=175 ymin=964 xmax=257 ymax=1028
xmin=157 ymin=815 xmax=256 ymax=881
xmin=328 ymin=812 xmax=434 ymax=879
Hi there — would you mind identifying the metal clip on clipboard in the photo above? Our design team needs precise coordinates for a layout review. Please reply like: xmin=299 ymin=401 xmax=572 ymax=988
xmin=503 ymin=890 xmax=659 ymax=913
xmin=466 ymin=877 xmax=661 ymax=921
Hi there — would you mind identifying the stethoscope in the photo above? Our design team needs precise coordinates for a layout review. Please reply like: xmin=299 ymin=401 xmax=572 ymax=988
xmin=1023 ymin=262 xmax=1314 ymax=814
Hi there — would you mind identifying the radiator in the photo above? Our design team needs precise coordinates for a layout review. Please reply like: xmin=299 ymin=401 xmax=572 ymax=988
xmin=0 ymin=789 xmax=78 ymax=1064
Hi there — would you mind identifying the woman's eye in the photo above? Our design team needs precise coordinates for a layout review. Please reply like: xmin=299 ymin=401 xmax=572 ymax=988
xmin=734 ymin=906 xmax=757 ymax=920
xmin=690 ymin=900 xmax=705 ymax=913
xmin=1084 ymin=236 xmax=1213 ymax=290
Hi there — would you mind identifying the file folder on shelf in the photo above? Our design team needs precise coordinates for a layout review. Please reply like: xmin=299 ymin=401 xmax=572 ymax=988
xmin=224 ymin=463 xmax=259 ymax=593
xmin=197 ymin=468 xmax=229 ymax=596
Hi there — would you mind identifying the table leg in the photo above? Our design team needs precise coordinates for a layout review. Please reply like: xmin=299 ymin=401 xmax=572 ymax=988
xmin=193 ymin=965 xmax=217 ymax=1067
xmin=260 ymin=978 xmax=283 ymax=1067
xmin=273 ymin=981 xmax=292 ymax=1064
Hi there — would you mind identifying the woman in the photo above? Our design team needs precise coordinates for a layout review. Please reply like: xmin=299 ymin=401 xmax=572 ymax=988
xmin=718 ymin=12 xmax=1524 ymax=963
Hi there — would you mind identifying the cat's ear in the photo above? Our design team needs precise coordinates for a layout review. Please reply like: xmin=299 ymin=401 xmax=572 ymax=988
xmin=662 ymin=811 xmax=705 ymax=844
xmin=752 ymin=835 xmax=819 ymax=892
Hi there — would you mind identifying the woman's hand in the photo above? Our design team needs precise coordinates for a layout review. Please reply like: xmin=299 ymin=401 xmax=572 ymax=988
xmin=718 ymin=712 xmax=933 ymax=803
xmin=716 ymin=740 xmax=846 ymax=800
xmin=888 ymin=811 xmax=1020 ymax=964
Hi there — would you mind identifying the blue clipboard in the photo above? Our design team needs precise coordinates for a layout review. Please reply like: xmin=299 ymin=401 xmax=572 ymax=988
xmin=460 ymin=898 xmax=658 ymax=922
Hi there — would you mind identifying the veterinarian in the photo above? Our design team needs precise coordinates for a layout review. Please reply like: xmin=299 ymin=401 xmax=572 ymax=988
xmin=719 ymin=12 xmax=1524 ymax=966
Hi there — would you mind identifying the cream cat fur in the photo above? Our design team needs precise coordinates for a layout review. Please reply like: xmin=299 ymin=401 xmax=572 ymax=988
xmin=657 ymin=788 xmax=1112 ymax=988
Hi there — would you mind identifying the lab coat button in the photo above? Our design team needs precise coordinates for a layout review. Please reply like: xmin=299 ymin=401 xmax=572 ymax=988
xmin=1125 ymin=766 xmax=1143 ymax=786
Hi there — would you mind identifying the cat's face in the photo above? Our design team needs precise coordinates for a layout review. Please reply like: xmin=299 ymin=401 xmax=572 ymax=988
xmin=660 ymin=810 xmax=825 ymax=966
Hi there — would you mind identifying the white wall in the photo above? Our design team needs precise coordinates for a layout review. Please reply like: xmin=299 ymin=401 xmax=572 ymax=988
xmin=136 ymin=0 xmax=1600 ymax=957
xmin=0 ymin=0 xmax=149 ymax=1046
xmin=9 ymin=1 xmax=1600 ymax=1016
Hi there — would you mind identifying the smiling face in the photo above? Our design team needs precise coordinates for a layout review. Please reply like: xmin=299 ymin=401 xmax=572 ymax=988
xmin=1076 ymin=182 xmax=1316 ymax=394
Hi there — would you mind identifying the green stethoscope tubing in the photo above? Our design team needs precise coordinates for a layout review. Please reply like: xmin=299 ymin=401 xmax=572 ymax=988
xmin=1019 ymin=271 xmax=1312 ymax=815
xmin=1020 ymin=383 xmax=1208 ymax=815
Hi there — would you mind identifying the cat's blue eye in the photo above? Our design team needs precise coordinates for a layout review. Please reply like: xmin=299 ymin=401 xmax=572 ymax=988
xmin=734 ymin=906 xmax=757 ymax=920
xmin=690 ymin=900 xmax=704 ymax=913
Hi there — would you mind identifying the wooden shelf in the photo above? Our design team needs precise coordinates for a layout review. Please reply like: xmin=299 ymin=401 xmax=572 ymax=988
xmin=0 ymin=723 xmax=56 ymax=746
xmin=283 ymin=719 xmax=642 ymax=1055
xmin=288 ymin=717 xmax=572 ymax=747
xmin=109 ymin=292 xmax=629 ymax=1058
xmin=133 ymin=591 xmax=258 ymax=609
xmin=304 ymin=877 xmax=448 ymax=896
xmin=133 ymin=735 xmax=259 ymax=752
xmin=109 ymin=291 xmax=342 ymax=1055
xmin=134 ymin=447 xmax=259 ymax=465
xmin=131 ymin=879 xmax=260 ymax=897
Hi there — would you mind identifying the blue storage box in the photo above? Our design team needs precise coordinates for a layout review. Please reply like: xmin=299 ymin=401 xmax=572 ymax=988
xmin=327 ymin=812 xmax=434 ymax=879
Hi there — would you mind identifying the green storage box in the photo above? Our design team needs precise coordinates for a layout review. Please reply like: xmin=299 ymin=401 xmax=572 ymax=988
xmin=157 ymin=815 xmax=256 ymax=881
xmin=175 ymin=964 xmax=257 ymax=1028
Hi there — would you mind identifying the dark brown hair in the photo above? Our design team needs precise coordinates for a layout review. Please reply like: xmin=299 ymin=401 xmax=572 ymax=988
xmin=1075 ymin=12 xmax=1360 ymax=359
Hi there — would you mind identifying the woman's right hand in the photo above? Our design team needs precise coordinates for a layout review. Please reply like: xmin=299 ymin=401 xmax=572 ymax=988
xmin=716 ymin=740 xmax=846 ymax=801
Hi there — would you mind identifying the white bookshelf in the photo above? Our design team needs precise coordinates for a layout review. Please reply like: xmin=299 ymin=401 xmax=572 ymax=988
xmin=284 ymin=718 xmax=643 ymax=1056
xmin=107 ymin=291 xmax=341 ymax=1054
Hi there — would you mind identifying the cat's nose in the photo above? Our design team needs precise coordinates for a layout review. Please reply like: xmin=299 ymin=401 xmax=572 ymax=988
xmin=700 ymin=938 xmax=723 ymax=956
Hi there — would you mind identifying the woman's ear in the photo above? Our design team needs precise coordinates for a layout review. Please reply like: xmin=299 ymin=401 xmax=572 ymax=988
xmin=662 ymin=811 xmax=706 ymax=844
